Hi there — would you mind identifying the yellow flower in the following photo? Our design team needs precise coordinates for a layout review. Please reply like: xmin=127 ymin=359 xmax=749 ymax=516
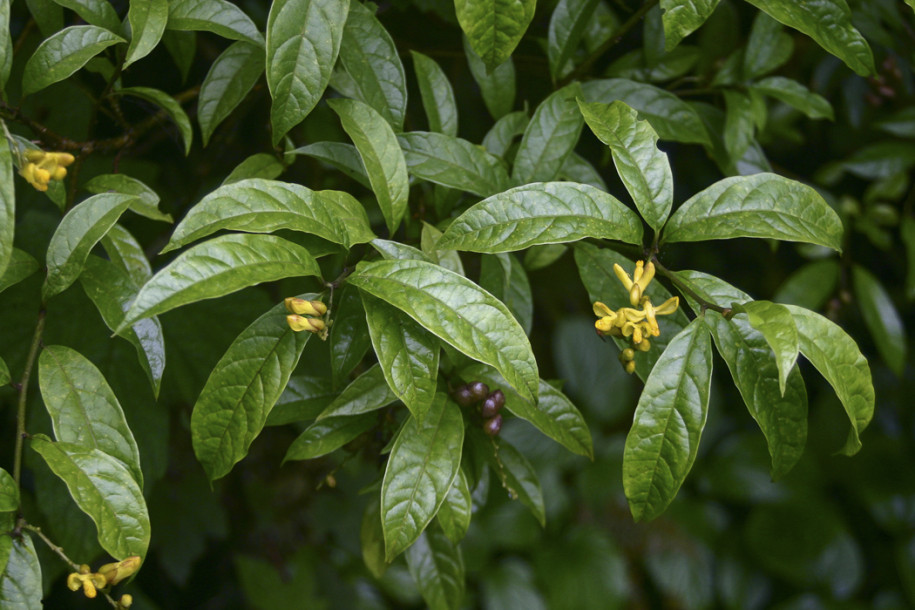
xmin=18 ymin=149 xmax=75 ymax=191
xmin=614 ymin=260 xmax=656 ymax=306
xmin=66 ymin=570 xmax=107 ymax=599
xmin=98 ymin=556 xmax=141 ymax=586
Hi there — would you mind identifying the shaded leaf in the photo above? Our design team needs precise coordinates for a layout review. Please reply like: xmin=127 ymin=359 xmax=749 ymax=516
xmin=421 ymin=221 xmax=464 ymax=276
xmin=398 ymin=131 xmax=510 ymax=198
xmin=0 ymin=127 xmax=12 ymax=282
xmin=361 ymin=496 xmax=387 ymax=578
xmin=773 ymin=258 xmax=840 ymax=310
xmin=490 ymin=438 xmax=545 ymax=526
xmin=124 ymin=0 xmax=168 ymax=68
xmin=559 ymin=152 xmax=607 ymax=191
xmin=548 ymin=0 xmax=600 ymax=81
xmin=660 ymin=0 xmax=720 ymax=51
xmin=437 ymin=469 xmax=472 ymax=543
xmin=743 ymin=12 xmax=793 ymax=80
xmin=752 ymin=76 xmax=833 ymax=120
xmin=114 ymin=87 xmax=193 ymax=154
xmin=284 ymin=413 xmax=376 ymax=461
xmin=328 ymin=286 xmax=372 ymax=386
xmin=317 ymin=363 xmax=399 ymax=419
xmin=736 ymin=300 xmax=799 ymax=396
xmin=291 ymin=142 xmax=370 ymax=188
xmin=0 ymin=468 xmax=17 ymax=511
xmin=101 ymin=223 xmax=152 ymax=285
xmin=22 ymin=25 xmax=125 ymax=96
xmin=482 ymin=110 xmax=529 ymax=158
xmin=167 ymin=0 xmax=263 ymax=46
xmin=412 ymin=51 xmax=458 ymax=136
xmin=222 ymin=153 xmax=284 ymax=185
xmin=0 ymin=1 xmax=12 ymax=91
xmin=406 ymin=527 xmax=465 ymax=610
xmin=456 ymin=0 xmax=535 ymax=71
xmin=513 ymin=82 xmax=583 ymax=184
xmin=463 ymin=35 xmax=515 ymax=119
xmin=0 ymin=532 xmax=41 ymax=610
xmin=266 ymin=375 xmax=335 ymax=426
xmin=0 ymin=357 xmax=8 ymax=387
xmin=852 ymin=265 xmax=905 ymax=376
xmin=198 ymin=41 xmax=265 ymax=146
xmin=371 ymin=238 xmax=434 ymax=262
xmin=83 ymin=173 xmax=172 ymax=223
xmin=479 ymin=253 xmax=533 ymax=334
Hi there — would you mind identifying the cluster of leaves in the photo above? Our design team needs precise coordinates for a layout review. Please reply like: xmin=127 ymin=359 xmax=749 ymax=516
xmin=0 ymin=0 xmax=912 ymax=608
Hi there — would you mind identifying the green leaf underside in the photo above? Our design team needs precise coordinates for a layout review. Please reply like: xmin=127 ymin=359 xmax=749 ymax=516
xmin=397 ymin=131 xmax=510 ymax=198
xmin=292 ymin=142 xmax=371 ymax=188
xmin=22 ymin=25 xmax=125 ymax=96
xmin=316 ymin=363 xmax=399 ymax=420
xmin=412 ymin=51 xmax=459 ymax=136
xmin=439 ymin=182 xmax=643 ymax=253
xmin=437 ymin=469 xmax=472 ymax=543
xmin=119 ymin=233 xmax=322 ymax=331
xmin=191 ymin=298 xmax=312 ymax=481
xmin=198 ymin=41 xmax=265 ymax=146
xmin=0 ymin=129 xmax=13 ymax=282
xmin=113 ymin=87 xmax=193 ymax=155
xmin=852 ymin=266 xmax=906 ymax=377
xmin=0 ymin=532 xmax=41 ymax=610
xmin=455 ymin=0 xmax=536 ymax=71
xmin=124 ymin=0 xmax=169 ymax=68
xmin=737 ymin=300 xmax=799 ymax=396
xmin=167 ymin=0 xmax=264 ymax=46
xmin=31 ymin=435 xmax=150 ymax=560
xmin=163 ymin=178 xmax=374 ymax=252
xmin=513 ymin=83 xmax=584 ymax=184
xmin=371 ymin=239 xmax=434 ymax=262
xmin=464 ymin=36 xmax=516 ymax=119
xmin=659 ymin=0 xmax=720 ymax=51
xmin=382 ymin=394 xmax=464 ymax=560
xmin=83 ymin=173 xmax=172 ymax=223
xmin=662 ymin=173 xmax=844 ymax=251
xmin=491 ymin=439 xmax=545 ymax=526
xmin=284 ymin=413 xmax=376 ymax=461
xmin=623 ymin=319 xmax=712 ymax=522
xmin=349 ymin=259 xmax=539 ymax=402
xmin=405 ymin=527 xmax=466 ymax=610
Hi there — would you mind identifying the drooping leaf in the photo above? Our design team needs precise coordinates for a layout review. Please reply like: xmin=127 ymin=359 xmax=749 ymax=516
xmin=463 ymin=35 xmax=515 ymax=119
xmin=198 ymin=41 xmax=265 ymax=146
xmin=291 ymin=142 xmax=370 ymax=188
xmin=316 ymin=363 xmax=398 ymax=419
xmin=0 ymin=249 xmax=39 ymax=294
xmin=735 ymin=300 xmax=799 ymax=397
xmin=349 ymin=259 xmax=539 ymax=402
xmin=22 ymin=25 xmax=125 ymax=96
xmin=743 ymin=12 xmax=793 ymax=80
xmin=659 ymin=0 xmax=720 ymax=51
xmin=723 ymin=89 xmax=754 ymax=164
xmin=0 ymin=468 xmax=18 ymax=511
xmin=31 ymin=434 xmax=150 ymax=559
xmin=124 ymin=0 xmax=168 ymax=68
xmin=113 ymin=87 xmax=193 ymax=154
xmin=513 ymin=82 xmax=584 ymax=184
xmin=0 ymin=129 xmax=13 ymax=281
xmin=166 ymin=0 xmax=263 ymax=46
xmin=284 ymin=413 xmax=376 ymax=461
xmin=406 ymin=526 xmax=466 ymax=610
xmin=398 ymin=131 xmax=510 ymax=198
xmin=412 ymin=51 xmax=458 ymax=136
xmin=437 ymin=469 xmax=472 ymax=543
xmin=0 ymin=531 xmax=41 ymax=610
xmin=852 ymin=265 xmax=906 ymax=377
xmin=162 ymin=29 xmax=196 ymax=81
xmin=118 ymin=234 xmax=322 ymax=331
xmin=455 ymin=0 xmax=536 ymax=71
xmin=623 ymin=318 xmax=713 ymax=521
xmin=752 ymin=76 xmax=834 ymax=120
xmin=83 ymin=173 xmax=172 ymax=223
xmin=547 ymin=0 xmax=600 ymax=81
xmin=489 ymin=438 xmax=545 ymax=526
xmin=662 ymin=173 xmax=844 ymax=250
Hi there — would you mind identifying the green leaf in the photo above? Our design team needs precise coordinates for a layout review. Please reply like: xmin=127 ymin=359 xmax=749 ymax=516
xmin=266 ymin=0 xmax=348 ymax=144
xmin=0 ymin=357 xmax=8 ymax=387
xmin=114 ymin=87 xmax=193 ymax=154
xmin=547 ymin=0 xmax=600 ymax=81
xmin=406 ymin=527 xmax=466 ymax=610
xmin=266 ymin=375 xmax=335 ymax=426
xmin=463 ymin=35 xmax=515 ymax=119
xmin=0 ymin=249 xmax=39 ymax=294
xmin=382 ymin=393 xmax=464 ymax=560
xmin=0 ymin=532 xmax=41 ymax=610
xmin=118 ymin=234 xmax=322 ymax=331
xmin=659 ymin=0 xmax=720 ymax=51
xmin=349 ymin=259 xmax=539 ymax=402
xmin=339 ymin=1 xmax=407 ymax=130
xmin=785 ymin=304 xmax=874 ymax=455
xmin=162 ymin=29 xmax=195 ymax=81
xmin=364 ymin=295 xmax=440 ymax=422
xmin=773 ymin=259 xmax=839 ymax=310
xmin=291 ymin=142 xmax=370 ymax=188
xmin=317 ymin=363 xmax=399 ymax=419
xmin=623 ymin=318 xmax=712 ymax=521
xmin=439 ymin=182 xmax=643 ymax=253
xmin=284 ymin=413 xmax=376 ymax=461
xmin=735 ymin=300 xmax=799 ymax=397
xmin=0 ymin=1 xmax=12 ymax=91
xmin=412 ymin=51 xmax=458 ymax=136
xmin=482 ymin=110 xmax=529 ymax=157
xmin=662 ymin=173 xmax=844 ymax=251
xmin=743 ymin=12 xmax=793 ymax=80
xmin=581 ymin=78 xmax=709 ymax=145
xmin=559 ymin=152 xmax=607 ymax=191
xmin=222 ymin=153 xmax=285 ymax=185
xmin=421 ymin=221 xmax=464 ymax=276
xmin=51 ymin=0 xmax=121 ymax=34
xmin=22 ymin=25 xmax=125 ymax=96
xmin=513 ymin=82 xmax=584 ymax=184
xmin=38 ymin=345 xmax=144 ymax=486
xmin=752 ymin=76 xmax=834 ymax=120
xmin=101 ymin=223 xmax=152 ymax=285
xmin=743 ymin=0 xmax=874 ymax=76
xmin=0 ymin=468 xmax=17 ymax=511
xmin=43 ymin=193 xmax=135 ymax=299
xmin=372 ymin=238 xmax=434 ymax=262
xmin=0 ymin=130 xmax=14 ymax=282
xmin=31 ymin=434 xmax=150 ymax=559
xmin=361 ymin=497 xmax=387 ymax=578
xmin=80 ymin=256 xmax=165 ymax=398
xmin=455 ymin=0 xmax=535 ymax=71
xmin=723 ymin=90 xmax=754 ymax=163
xmin=329 ymin=97 xmax=409 ymax=235
xmin=852 ymin=265 xmax=906 ymax=377
xmin=124 ymin=0 xmax=169 ymax=68
xmin=328 ymin=287 xmax=372 ymax=387
xmin=578 ymin=99 xmax=673 ymax=232
xmin=163 ymin=178 xmax=374 ymax=252
xmin=903 ymin=217 xmax=915 ymax=302
xmin=191 ymin=298 xmax=313 ymax=481
xmin=398 ymin=131 xmax=510 ymax=198
xmin=198 ymin=41 xmax=265 ymax=146
xmin=83 ymin=173 xmax=172 ymax=223
xmin=490 ymin=438 xmax=545 ymax=526
xmin=437 ymin=469 xmax=472 ymax=543
xmin=479 ymin=253 xmax=533 ymax=334
xmin=167 ymin=0 xmax=263 ymax=46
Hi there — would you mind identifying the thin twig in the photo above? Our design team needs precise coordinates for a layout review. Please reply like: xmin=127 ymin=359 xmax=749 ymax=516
xmin=20 ymin=522 xmax=80 ymax=571
xmin=13 ymin=310 xmax=46 ymax=489
xmin=652 ymin=257 xmax=733 ymax=317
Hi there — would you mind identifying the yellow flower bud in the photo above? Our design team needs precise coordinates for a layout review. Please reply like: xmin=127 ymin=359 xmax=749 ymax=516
xmin=50 ymin=152 xmax=75 ymax=166
xmin=636 ymin=339 xmax=651 ymax=351
xmin=284 ymin=297 xmax=326 ymax=316
xmin=636 ymin=261 xmax=655 ymax=292
xmin=613 ymin=263 xmax=634 ymax=290
xmin=119 ymin=594 xmax=134 ymax=608
xmin=52 ymin=166 xmax=68 ymax=180
xmin=98 ymin=556 xmax=141 ymax=586
xmin=78 ymin=564 xmax=91 ymax=575
xmin=592 ymin=301 xmax=614 ymax=318
xmin=25 ymin=149 xmax=46 ymax=163
xmin=81 ymin=578 xmax=97 ymax=599
xmin=624 ymin=360 xmax=636 ymax=374
xmin=286 ymin=314 xmax=325 ymax=333
xmin=629 ymin=283 xmax=642 ymax=307
xmin=67 ymin=573 xmax=82 ymax=591
xmin=619 ymin=348 xmax=635 ymax=362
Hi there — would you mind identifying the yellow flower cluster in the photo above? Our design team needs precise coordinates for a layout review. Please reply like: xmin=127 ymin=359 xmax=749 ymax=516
xmin=66 ymin=556 xmax=140 ymax=599
xmin=285 ymin=297 xmax=327 ymax=334
xmin=593 ymin=260 xmax=679 ymax=374
xmin=19 ymin=149 xmax=75 ymax=191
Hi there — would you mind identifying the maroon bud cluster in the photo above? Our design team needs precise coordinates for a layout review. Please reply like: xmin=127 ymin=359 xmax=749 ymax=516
xmin=452 ymin=383 xmax=505 ymax=436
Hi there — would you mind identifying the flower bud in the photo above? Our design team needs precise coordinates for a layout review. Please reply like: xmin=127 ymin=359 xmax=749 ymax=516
xmin=629 ymin=283 xmax=642 ymax=307
xmin=624 ymin=360 xmax=636 ymax=375
xmin=67 ymin=573 xmax=82 ymax=591
xmin=81 ymin=578 xmax=98 ymax=598
xmin=119 ymin=594 xmax=134 ymax=609
xmin=25 ymin=149 xmax=45 ymax=163
xmin=483 ymin=414 xmax=502 ymax=436
xmin=619 ymin=348 xmax=635 ymax=362
xmin=636 ymin=339 xmax=651 ymax=352
xmin=284 ymin=297 xmax=326 ymax=316
xmin=52 ymin=166 xmax=68 ymax=181
xmin=51 ymin=152 xmax=75 ymax=166
xmin=286 ymin=314 xmax=324 ymax=333
xmin=98 ymin=556 xmax=141 ymax=586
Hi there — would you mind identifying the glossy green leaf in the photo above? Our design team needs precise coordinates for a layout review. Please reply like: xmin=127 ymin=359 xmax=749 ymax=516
xmin=114 ymin=87 xmax=193 ymax=154
xmin=482 ymin=110 xmax=529 ymax=158
xmin=785 ymin=304 xmax=874 ymax=455
xmin=284 ymin=413 xmax=376 ymax=461
xmin=80 ymin=256 xmax=165 ymax=398
xmin=39 ymin=345 xmax=144 ymax=486
xmin=455 ymin=0 xmax=535 ymax=71
xmin=192 ymin=298 xmax=312 ymax=481
xmin=547 ymin=0 xmax=600 ymax=81
xmin=513 ymin=83 xmax=584 ymax=184
xmin=659 ymin=0 xmax=719 ymax=51
xmin=124 ymin=0 xmax=168 ymax=68
xmin=349 ymin=259 xmax=539 ymax=402
xmin=773 ymin=259 xmax=839 ymax=309
xmin=118 ymin=234 xmax=322 ymax=331
xmin=743 ymin=12 xmax=793 ymax=80
xmin=266 ymin=0 xmax=348 ymax=144
xmin=736 ymin=300 xmax=799 ymax=396
xmin=50 ymin=0 xmax=120 ymax=31
xmin=578 ymin=100 xmax=673 ymax=231
xmin=364 ymin=295 xmax=439 ymax=421
xmin=43 ymin=193 xmax=135 ymax=299
xmin=439 ymin=182 xmax=643 ymax=253
xmin=31 ymin=435 xmax=150 ymax=559
xmin=291 ymin=142 xmax=370 ymax=188
xmin=316 ymin=363 xmax=399 ymax=419
xmin=479 ymin=253 xmax=533 ymax=334
xmin=266 ymin=375 xmax=335 ymax=426
xmin=752 ymin=76 xmax=834 ymax=120
xmin=382 ymin=394 xmax=464 ymax=560
xmin=490 ymin=438 xmax=545 ymax=526
xmin=198 ymin=41 xmax=265 ymax=146
xmin=163 ymin=178 xmax=373 ymax=252
xmin=412 ymin=51 xmax=458 ymax=136
xmin=398 ymin=131 xmax=510 ymax=198
xmin=329 ymin=97 xmax=409 ymax=234
xmin=743 ymin=0 xmax=874 ymax=76
xmin=222 ymin=153 xmax=285 ymax=185
xmin=852 ymin=265 xmax=906 ymax=377
xmin=162 ymin=29 xmax=196 ymax=81
xmin=623 ymin=319 xmax=712 ymax=521
xmin=581 ymin=78 xmax=709 ymax=145
xmin=662 ymin=173 xmax=844 ymax=250
xmin=0 ymin=468 xmax=17 ymax=511
xmin=437 ymin=469 xmax=472 ymax=543
xmin=463 ymin=35 xmax=515 ymax=119
xmin=101 ymin=223 xmax=153 ymax=285
xmin=167 ymin=0 xmax=263 ymax=46
xmin=421 ymin=221 xmax=464 ymax=276
xmin=339 ymin=1 xmax=407 ymax=130
xmin=0 ymin=249 xmax=39 ymax=294
xmin=22 ymin=25 xmax=125 ymax=96
xmin=0 ymin=130 xmax=13 ymax=282
xmin=372 ymin=238 xmax=434 ymax=262
xmin=559 ymin=152 xmax=607 ymax=191
xmin=406 ymin=526 xmax=466 ymax=610
xmin=0 ymin=532 xmax=41 ymax=610
xmin=0 ymin=1 xmax=12 ymax=91
xmin=723 ymin=90 xmax=754 ymax=163
xmin=83 ymin=173 xmax=172 ymax=223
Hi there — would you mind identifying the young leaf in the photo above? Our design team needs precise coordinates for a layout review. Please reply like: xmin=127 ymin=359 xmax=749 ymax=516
xmin=163 ymin=178 xmax=374 ymax=252
xmin=0 ymin=127 xmax=13 ymax=281
xmin=578 ymin=99 xmax=673 ymax=231
xmin=31 ymin=434 xmax=151 ymax=560
xmin=0 ymin=532 xmax=41 ymax=610
xmin=198 ymin=41 xmax=265 ymax=146
xmin=659 ymin=0 xmax=720 ymax=52
xmin=83 ymin=173 xmax=172 ymax=223
xmin=349 ymin=259 xmax=539 ymax=402
xmin=317 ymin=363 xmax=398 ymax=419
xmin=463 ymin=35 xmax=515 ymax=119
xmin=43 ymin=193 xmax=136 ymax=299
xmin=114 ymin=87 xmax=193 ymax=155
xmin=0 ymin=249 xmax=39 ymax=294
xmin=623 ymin=318 xmax=712 ymax=521
xmin=735 ymin=300 xmax=799 ymax=396
xmin=406 ymin=527 xmax=466 ymax=610
xmin=412 ymin=51 xmax=458 ymax=136
xmin=439 ymin=182 xmax=643 ymax=253
xmin=284 ymin=413 xmax=376 ymax=461
xmin=118 ymin=234 xmax=322 ymax=330
xmin=382 ymin=394 xmax=464 ymax=560
xmin=398 ymin=131 xmax=510 ymax=198
xmin=662 ymin=173 xmax=844 ymax=251
xmin=166 ymin=0 xmax=264 ymax=46
xmin=124 ymin=0 xmax=168 ymax=68
xmin=22 ymin=25 xmax=125 ymax=96
xmin=547 ymin=0 xmax=600 ymax=81
xmin=785 ymin=305 xmax=874 ymax=455
xmin=191 ymin=298 xmax=313 ymax=481
xmin=513 ymin=82 xmax=584 ymax=184
xmin=291 ymin=142 xmax=370 ymax=188
xmin=455 ymin=0 xmax=535 ymax=71
xmin=364 ymin=295 xmax=440 ymax=422
xmin=266 ymin=0 xmax=348 ymax=144
xmin=437 ymin=469 xmax=472 ymax=543
xmin=852 ymin=265 xmax=906 ymax=377
xmin=752 ymin=76 xmax=834 ymax=121
xmin=329 ymin=97 xmax=409 ymax=234
xmin=490 ymin=438 xmax=545 ymax=526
